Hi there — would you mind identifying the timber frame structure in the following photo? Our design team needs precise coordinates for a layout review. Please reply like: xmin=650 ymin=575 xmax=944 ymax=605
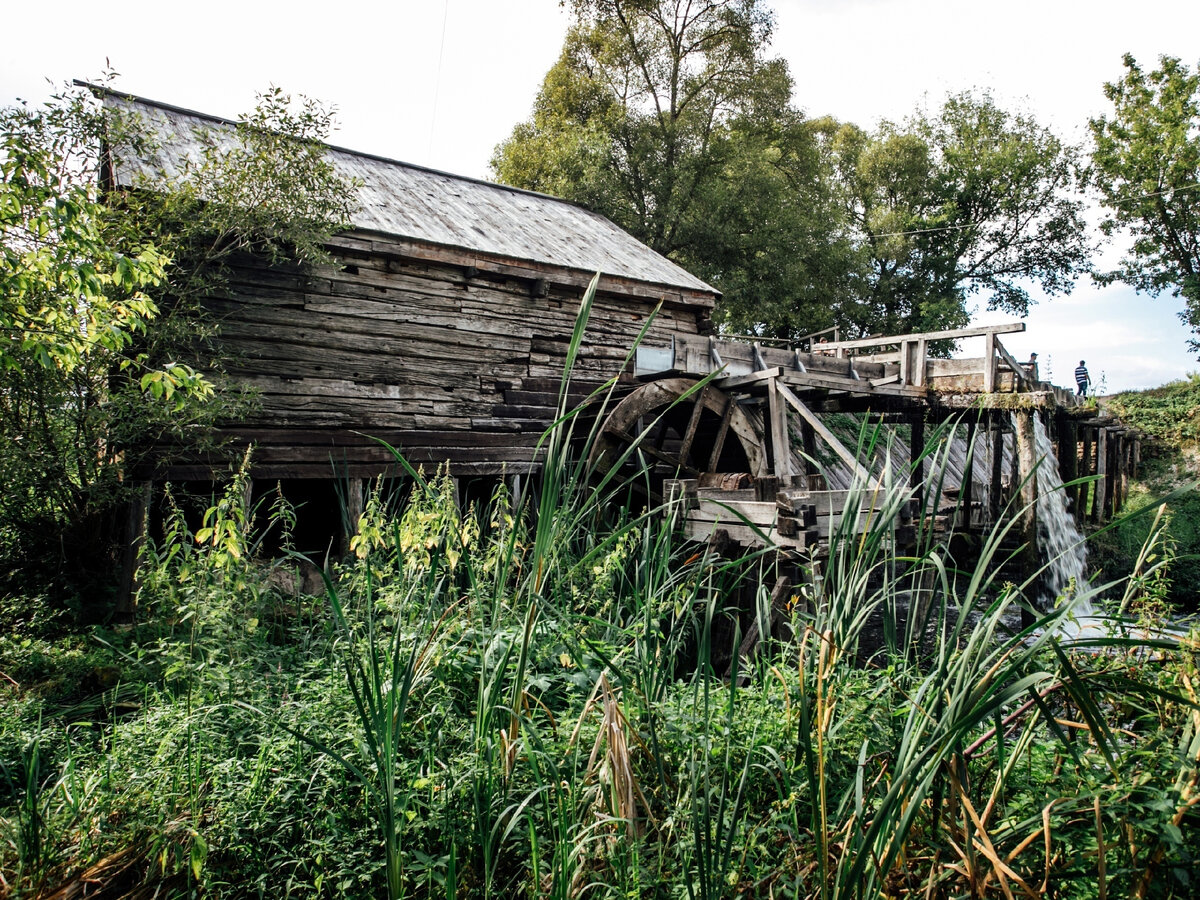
xmin=99 ymin=89 xmax=1138 ymax=611
xmin=622 ymin=322 xmax=1139 ymax=563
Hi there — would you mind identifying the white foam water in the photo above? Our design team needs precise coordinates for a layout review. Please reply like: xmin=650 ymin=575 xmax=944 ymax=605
xmin=1031 ymin=415 xmax=1094 ymax=615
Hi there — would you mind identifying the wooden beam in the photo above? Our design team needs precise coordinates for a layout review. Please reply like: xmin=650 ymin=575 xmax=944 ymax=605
xmin=774 ymin=380 xmax=873 ymax=484
xmin=1092 ymin=427 xmax=1108 ymax=524
xmin=341 ymin=477 xmax=364 ymax=557
xmin=910 ymin=409 xmax=926 ymax=510
xmin=767 ymin=377 xmax=794 ymax=479
xmin=823 ymin=321 xmax=1026 ymax=353
xmin=989 ymin=414 xmax=1005 ymax=523
xmin=1058 ymin=414 xmax=1079 ymax=525
xmin=993 ymin=338 xmax=1029 ymax=390
xmin=706 ymin=396 xmax=735 ymax=472
xmin=718 ymin=366 xmax=784 ymax=390
xmin=1015 ymin=410 xmax=1040 ymax=623
xmin=961 ymin=418 xmax=977 ymax=529
xmin=1081 ymin=427 xmax=1093 ymax=508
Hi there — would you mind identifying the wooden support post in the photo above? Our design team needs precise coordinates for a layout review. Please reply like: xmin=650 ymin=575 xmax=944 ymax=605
xmin=990 ymin=413 xmax=1005 ymax=524
xmin=1109 ymin=432 xmax=1123 ymax=517
xmin=1113 ymin=434 xmax=1123 ymax=518
xmin=507 ymin=473 xmax=524 ymax=511
xmin=706 ymin=395 xmax=734 ymax=473
xmin=1015 ymin=411 xmax=1040 ymax=625
xmin=116 ymin=481 xmax=153 ymax=620
xmin=766 ymin=376 xmax=793 ymax=479
xmin=1058 ymin=415 xmax=1079 ymax=525
xmin=961 ymin=417 xmax=977 ymax=529
xmin=1093 ymin=428 xmax=1108 ymax=524
xmin=678 ymin=386 xmax=708 ymax=469
xmin=1081 ymin=427 xmax=1094 ymax=517
xmin=800 ymin=419 xmax=818 ymax=491
xmin=776 ymin=381 xmax=872 ymax=484
xmin=341 ymin=478 xmax=365 ymax=557
xmin=754 ymin=476 xmax=780 ymax=503
xmin=910 ymin=409 xmax=926 ymax=513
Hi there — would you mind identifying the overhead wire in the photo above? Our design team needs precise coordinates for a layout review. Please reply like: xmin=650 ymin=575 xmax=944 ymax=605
xmin=863 ymin=180 xmax=1200 ymax=240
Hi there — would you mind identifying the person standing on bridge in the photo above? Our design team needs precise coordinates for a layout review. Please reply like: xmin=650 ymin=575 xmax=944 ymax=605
xmin=1075 ymin=360 xmax=1090 ymax=397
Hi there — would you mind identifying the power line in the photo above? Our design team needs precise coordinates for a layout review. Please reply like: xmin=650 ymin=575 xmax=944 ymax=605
xmin=427 ymin=0 xmax=451 ymax=162
xmin=865 ymin=180 xmax=1200 ymax=240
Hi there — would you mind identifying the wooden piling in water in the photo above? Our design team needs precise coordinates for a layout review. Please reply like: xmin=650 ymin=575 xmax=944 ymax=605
xmin=1093 ymin=428 xmax=1108 ymax=524
xmin=989 ymin=413 xmax=1005 ymax=523
xmin=1014 ymin=411 xmax=1039 ymax=624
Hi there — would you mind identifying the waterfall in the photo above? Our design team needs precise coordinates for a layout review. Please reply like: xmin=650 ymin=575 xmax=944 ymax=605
xmin=1032 ymin=415 xmax=1093 ymax=613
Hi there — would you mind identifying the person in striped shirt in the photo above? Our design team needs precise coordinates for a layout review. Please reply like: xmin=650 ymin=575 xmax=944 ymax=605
xmin=1075 ymin=361 xmax=1090 ymax=397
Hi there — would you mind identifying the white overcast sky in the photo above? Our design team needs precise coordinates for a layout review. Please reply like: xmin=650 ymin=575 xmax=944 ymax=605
xmin=4 ymin=0 xmax=1199 ymax=391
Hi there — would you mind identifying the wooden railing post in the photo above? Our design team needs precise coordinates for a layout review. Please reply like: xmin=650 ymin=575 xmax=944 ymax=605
xmin=983 ymin=332 xmax=996 ymax=393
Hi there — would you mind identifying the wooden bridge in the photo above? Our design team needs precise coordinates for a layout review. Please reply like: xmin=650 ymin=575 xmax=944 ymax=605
xmin=599 ymin=322 xmax=1138 ymax=562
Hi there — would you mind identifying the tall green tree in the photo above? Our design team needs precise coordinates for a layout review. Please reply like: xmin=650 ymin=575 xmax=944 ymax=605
xmin=492 ymin=0 xmax=853 ymax=338
xmin=0 ymin=79 xmax=356 ymax=596
xmin=830 ymin=93 xmax=1092 ymax=339
xmin=493 ymin=0 xmax=783 ymax=256
xmin=1090 ymin=53 xmax=1200 ymax=353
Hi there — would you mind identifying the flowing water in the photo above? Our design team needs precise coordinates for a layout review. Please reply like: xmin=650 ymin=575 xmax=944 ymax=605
xmin=1031 ymin=415 xmax=1094 ymax=614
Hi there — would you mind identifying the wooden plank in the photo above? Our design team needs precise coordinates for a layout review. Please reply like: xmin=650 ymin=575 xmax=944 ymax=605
xmin=695 ymin=498 xmax=778 ymax=525
xmin=718 ymin=366 xmax=785 ymax=390
xmin=779 ymin=371 xmax=927 ymax=399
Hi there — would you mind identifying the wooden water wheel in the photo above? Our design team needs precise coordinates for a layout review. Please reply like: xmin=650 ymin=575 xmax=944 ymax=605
xmin=590 ymin=377 xmax=769 ymax=492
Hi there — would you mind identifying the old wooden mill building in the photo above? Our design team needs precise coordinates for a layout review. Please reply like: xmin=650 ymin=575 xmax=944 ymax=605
xmin=103 ymin=90 xmax=1138 ymax=594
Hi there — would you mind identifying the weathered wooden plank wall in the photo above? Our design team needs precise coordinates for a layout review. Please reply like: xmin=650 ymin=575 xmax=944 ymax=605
xmin=157 ymin=234 xmax=714 ymax=480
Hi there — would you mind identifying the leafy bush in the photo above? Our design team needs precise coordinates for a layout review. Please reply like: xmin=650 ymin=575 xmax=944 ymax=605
xmin=1106 ymin=374 xmax=1200 ymax=451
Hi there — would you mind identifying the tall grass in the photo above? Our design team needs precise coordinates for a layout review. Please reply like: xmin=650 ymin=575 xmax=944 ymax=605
xmin=4 ymin=287 xmax=1200 ymax=897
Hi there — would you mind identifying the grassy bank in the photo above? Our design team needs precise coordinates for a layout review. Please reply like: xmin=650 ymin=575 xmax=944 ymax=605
xmin=1090 ymin=376 xmax=1200 ymax=609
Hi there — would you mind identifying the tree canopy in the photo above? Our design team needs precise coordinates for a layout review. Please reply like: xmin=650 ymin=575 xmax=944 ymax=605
xmin=493 ymin=2 xmax=1092 ymax=344
xmin=491 ymin=0 xmax=849 ymax=338
xmin=0 ymin=79 xmax=357 ymax=594
xmin=830 ymin=93 xmax=1092 ymax=338
xmin=1091 ymin=53 xmax=1200 ymax=353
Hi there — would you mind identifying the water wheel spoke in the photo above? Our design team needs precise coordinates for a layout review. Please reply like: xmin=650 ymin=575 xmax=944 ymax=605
xmin=589 ymin=377 xmax=767 ymax=496
xmin=602 ymin=426 xmax=701 ymax=475
xmin=707 ymin=395 xmax=734 ymax=472
xmin=677 ymin=387 xmax=708 ymax=470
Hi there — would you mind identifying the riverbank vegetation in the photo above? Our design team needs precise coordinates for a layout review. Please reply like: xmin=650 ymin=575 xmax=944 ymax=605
xmin=4 ymin=375 xmax=1199 ymax=898
xmin=1089 ymin=376 xmax=1200 ymax=610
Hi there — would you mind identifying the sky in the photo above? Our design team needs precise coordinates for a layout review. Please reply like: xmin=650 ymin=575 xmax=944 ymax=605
xmin=4 ymin=0 xmax=1199 ymax=392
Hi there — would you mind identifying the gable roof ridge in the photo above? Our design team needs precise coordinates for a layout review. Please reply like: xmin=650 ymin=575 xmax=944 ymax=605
xmin=75 ymin=80 xmax=606 ymax=219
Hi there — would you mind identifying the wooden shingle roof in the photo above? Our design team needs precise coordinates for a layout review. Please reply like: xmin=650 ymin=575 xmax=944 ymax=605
xmin=98 ymin=89 xmax=718 ymax=298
